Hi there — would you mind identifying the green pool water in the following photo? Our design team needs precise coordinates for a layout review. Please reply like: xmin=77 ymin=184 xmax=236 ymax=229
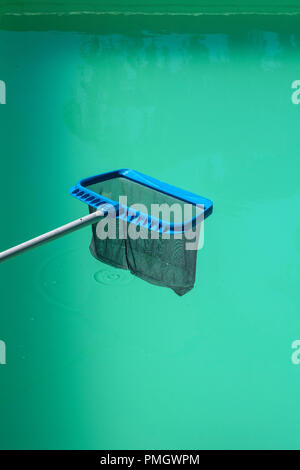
xmin=1 ymin=12 xmax=300 ymax=450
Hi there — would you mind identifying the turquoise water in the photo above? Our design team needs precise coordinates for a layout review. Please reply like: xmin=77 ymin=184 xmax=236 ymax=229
xmin=0 ymin=14 xmax=300 ymax=449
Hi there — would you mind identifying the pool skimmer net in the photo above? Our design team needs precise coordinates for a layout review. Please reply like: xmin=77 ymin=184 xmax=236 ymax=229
xmin=0 ymin=169 xmax=213 ymax=295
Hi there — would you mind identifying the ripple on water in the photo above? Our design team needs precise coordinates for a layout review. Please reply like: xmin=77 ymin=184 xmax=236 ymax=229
xmin=94 ymin=267 xmax=133 ymax=286
xmin=38 ymin=249 xmax=133 ymax=311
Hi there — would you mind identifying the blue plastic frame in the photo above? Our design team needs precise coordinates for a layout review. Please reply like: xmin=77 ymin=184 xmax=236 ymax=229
xmin=70 ymin=169 xmax=213 ymax=234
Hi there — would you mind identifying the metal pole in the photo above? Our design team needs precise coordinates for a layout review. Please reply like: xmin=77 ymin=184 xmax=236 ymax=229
xmin=0 ymin=209 xmax=104 ymax=263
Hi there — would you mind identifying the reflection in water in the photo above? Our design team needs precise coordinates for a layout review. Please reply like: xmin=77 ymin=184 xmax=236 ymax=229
xmin=261 ymin=31 xmax=282 ymax=71
xmin=61 ymin=25 xmax=297 ymax=186
xmin=199 ymin=33 xmax=229 ymax=63
xmin=63 ymin=31 xmax=231 ymax=158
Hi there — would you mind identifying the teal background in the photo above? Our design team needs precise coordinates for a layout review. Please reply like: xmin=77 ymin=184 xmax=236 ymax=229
xmin=1 ymin=11 xmax=300 ymax=449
